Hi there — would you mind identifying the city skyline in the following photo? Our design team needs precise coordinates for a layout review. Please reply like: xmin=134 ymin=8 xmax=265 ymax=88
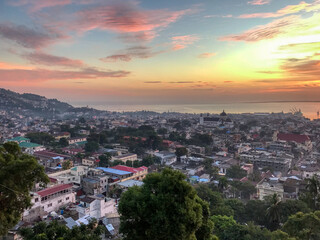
xmin=1 ymin=0 xmax=320 ymax=105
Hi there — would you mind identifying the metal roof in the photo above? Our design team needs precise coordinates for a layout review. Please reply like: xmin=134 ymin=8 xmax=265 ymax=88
xmin=96 ymin=167 xmax=132 ymax=175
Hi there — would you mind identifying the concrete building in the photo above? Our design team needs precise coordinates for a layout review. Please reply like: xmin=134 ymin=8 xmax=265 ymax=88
xmin=112 ymin=153 xmax=138 ymax=163
xmin=256 ymin=178 xmax=284 ymax=200
xmin=77 ymin=195 xmax=117 ymax=219
xmin=23 ymin=184 xmax=76 ymax=222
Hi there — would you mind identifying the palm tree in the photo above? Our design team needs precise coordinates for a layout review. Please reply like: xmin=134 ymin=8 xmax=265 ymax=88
xmin=306 ymin=175 xmax=320 ymax=210
xmin=218 ymin=176 xmax=228 ymax=193
xmin=266 ymin=193 xmax=282 ymax=230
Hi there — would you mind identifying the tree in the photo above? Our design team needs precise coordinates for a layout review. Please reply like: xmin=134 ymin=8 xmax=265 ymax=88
xmin=211 ymin=215 xmax=247 ymax=240
xmin=25 ymin=132 xmax=54 ymax=145
xmin=62 ymin=160 xmax=72 ymax=170
xmin=303 ymin=175 xmax=320 ymax=210
xmin=282 ymin=211 xmax=320 ymax=240
xmin=118 ymin=168 xmax=214 ymax=240
xmin=19 ymin=220 xmax=104 ymax=240
xmin=265 ymin=194 xmax=282 ymax=230
xmin=175 ymin=147 xmax=188 ymax=161
xmin=203 ymin=158 xmax=218 ymax=179
xmin=85 ymin=141 xmax=99 ymax=153
xmin=280 ymin=200 xmax=310 ymax=223
xmin=0 ymin=142 xmax=49 ymax=236
xmin=218 ymin=177 xmax=229 ymax=193
xmin=98 ymin=153 xmax=111 ymax=167
xmin=226 ymin=165 xmax=247 ymax=179
xmin=59 ymin=137 xmax=69 ymax=147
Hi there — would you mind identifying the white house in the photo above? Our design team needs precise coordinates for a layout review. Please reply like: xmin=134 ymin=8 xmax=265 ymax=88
xmin=77 ymin=195 xmax=117 ymax=219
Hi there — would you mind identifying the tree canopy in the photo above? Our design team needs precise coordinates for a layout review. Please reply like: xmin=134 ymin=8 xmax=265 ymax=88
xmin=0 ymin=142 xmax=49 ymax=236
xmin=118 ymin=168 xmax=215 ymax=240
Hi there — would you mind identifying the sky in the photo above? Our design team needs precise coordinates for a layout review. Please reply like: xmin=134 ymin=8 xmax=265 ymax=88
xmin=0 ymin=0 xmax=320 ymax=106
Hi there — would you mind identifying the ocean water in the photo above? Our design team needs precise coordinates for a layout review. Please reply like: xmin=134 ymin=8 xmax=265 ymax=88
xmin=79 ymin=102 xmax=320 ymax=120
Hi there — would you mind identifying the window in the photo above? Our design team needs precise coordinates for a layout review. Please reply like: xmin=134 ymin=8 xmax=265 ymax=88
xmin=58 ymin=200 xmax=62 ymax=203
xmin=66 ymin=197 xmax=69 ymax=200
xmin=35 ymin=198 xmax=39 ymax=202
xmin=47 ymin=203 xmax=52 ymax=207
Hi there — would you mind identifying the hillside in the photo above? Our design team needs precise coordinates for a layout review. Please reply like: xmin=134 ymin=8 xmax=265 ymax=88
xmin=0 ymin=88 xmax=74 ymax=117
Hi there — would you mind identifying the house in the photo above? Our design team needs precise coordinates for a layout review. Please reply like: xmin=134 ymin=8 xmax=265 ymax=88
xmin=6 ymin=136 xmax=45 ymax=154
xmin=68 ymin=137 xmax=87 ymax=145
xmin=154 ymin=151 xmax=177 ymax=165
xmin=23 ymin=184 xmax=76 ymax=222
xmin=97 ymin=165 xmax=148 ymax=182
xmin=33 ymin=151 xmax=71 ymax=168
xmin=81 ymin=170 xmax=109 ymax=195
xmin=19 ymin=142 xmax=45 ymax=154
xmin=112 ymin=153 xmax=138 ymax=163
xmin=77 ymin=195 xmax=117 ymax=219
xmin=256 ymin=177 xmax=284 ymax=200
xmin=54 ymin=132 xmax=71 ymax=140
xmin=111 ymin=165 xmax=148 ymax=181
xmin=274 ymin=132 xmax=312 ymax=151
xmin=82 ymin=157 xmax=99 ymax=167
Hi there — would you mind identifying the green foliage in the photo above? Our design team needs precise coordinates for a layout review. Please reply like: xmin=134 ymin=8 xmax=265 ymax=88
xmin=59 ymin=137 xmax=69 ymax=147
xmin=301 ymin=175 xmax=320 ymax=210
xmin=211 ymin=215 xmax=247 ymax=240
xmin=226 ymin=165 xmax=247 ymax=179
xmin=85 ymin=141 xmax=99 ymax=153
xmin=203 ymin=158 xmax=218 ymax=179
xmin=62 ymin=160 xmax=72 ymax=170
xmin=265 ymin=194 xmax=282 ymax=231
xmin=25 ymin=132 xmax=54 ymax=145
xmin=118 ymin=168 xmax=214 ymax=240
xmin=0 ymin=142 xmax=49 ymax=236
xmin=98 ymin=153 xmax=111 ymax=167
xmin=19 ymin=220 xmax=104 ymax=240
xmin=175 ymin=147 xmax=188 ymax=158
xmin=282 ymin=211 xmax=320 ymax=240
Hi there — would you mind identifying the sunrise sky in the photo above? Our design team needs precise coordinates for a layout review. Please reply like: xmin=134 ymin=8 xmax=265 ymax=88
xmin=0 ymin=0 xmax=320 ymax=105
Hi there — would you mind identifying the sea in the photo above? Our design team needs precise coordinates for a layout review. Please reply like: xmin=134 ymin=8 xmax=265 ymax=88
xmin=75 ymin=102 xmax=320 ymax=120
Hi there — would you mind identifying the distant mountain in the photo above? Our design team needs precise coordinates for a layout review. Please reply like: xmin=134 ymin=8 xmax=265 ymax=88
xmin=0 ymin=88 xmax=75 ymax=117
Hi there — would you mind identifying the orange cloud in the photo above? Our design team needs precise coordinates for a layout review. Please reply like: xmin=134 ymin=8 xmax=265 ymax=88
xmin=248 ymin=0 xmax=271 ymax=5
xmin=74 ymin=1 xmax=192 ymax=42
xmin=0 ymin=62 xmax=33 ymax=70
xmin=23 ymin=52 xmax=84 ymax=67
xmin=0 ymin=68 xmax=130 ymax=82
xmin=100 ymin=46 xmax=162 ymax=62
xmin=220 ymin=15 xmax=299 ymax=42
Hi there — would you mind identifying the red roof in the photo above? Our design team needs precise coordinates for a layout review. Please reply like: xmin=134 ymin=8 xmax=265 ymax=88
xmin=111 ymin=165 xmax=147 ymax=173
xmin=49 ymin=177 xmax=58 ymax=183
xmin=34 ymin=151 xmax=70 ymax=159
xmin=277 ymin=133 xmax=310 ymax=144
xmin=36 ymin=184 xmax=73 ymax=197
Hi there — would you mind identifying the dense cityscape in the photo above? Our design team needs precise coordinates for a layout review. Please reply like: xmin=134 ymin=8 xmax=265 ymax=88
xmin=1 ymin=88 xmax=320 ymax=239
xmin=1 ymin=0 xmax=320 ymax=239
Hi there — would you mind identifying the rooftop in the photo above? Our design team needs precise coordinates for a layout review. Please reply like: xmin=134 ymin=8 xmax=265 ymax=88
xmin=96 ymin=167 xmax=132 ymax=175
xmin=36 ymin=184 xmax=73 ymax=197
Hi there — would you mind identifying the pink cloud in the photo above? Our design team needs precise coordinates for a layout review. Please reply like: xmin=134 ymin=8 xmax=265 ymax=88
xmin=74 ymin=0 xmax=191 ymax=42
xmin=198 ymin=52 xmax=217 ymax=58
xmin=0 ymin=22 xmax=67 ymax=49
xmin=9 ymin=0 xmax=72 ymax=12
xmin=248 ymin=0 xmax=271 ymax=5
xmin=101 ymin=46 xmax=163 ymax=62
xmin=220 ymin=15 xmax=299 ymax=42
xmin=240 ymin=1 xmax=313 ymax=18
xmin=171 ymin=35 xmax=199 ymax=50
xmin=0 ymin=68 xmax=130 ymax=82
xmin=24 ymin=52 xmax=84 ymax=67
